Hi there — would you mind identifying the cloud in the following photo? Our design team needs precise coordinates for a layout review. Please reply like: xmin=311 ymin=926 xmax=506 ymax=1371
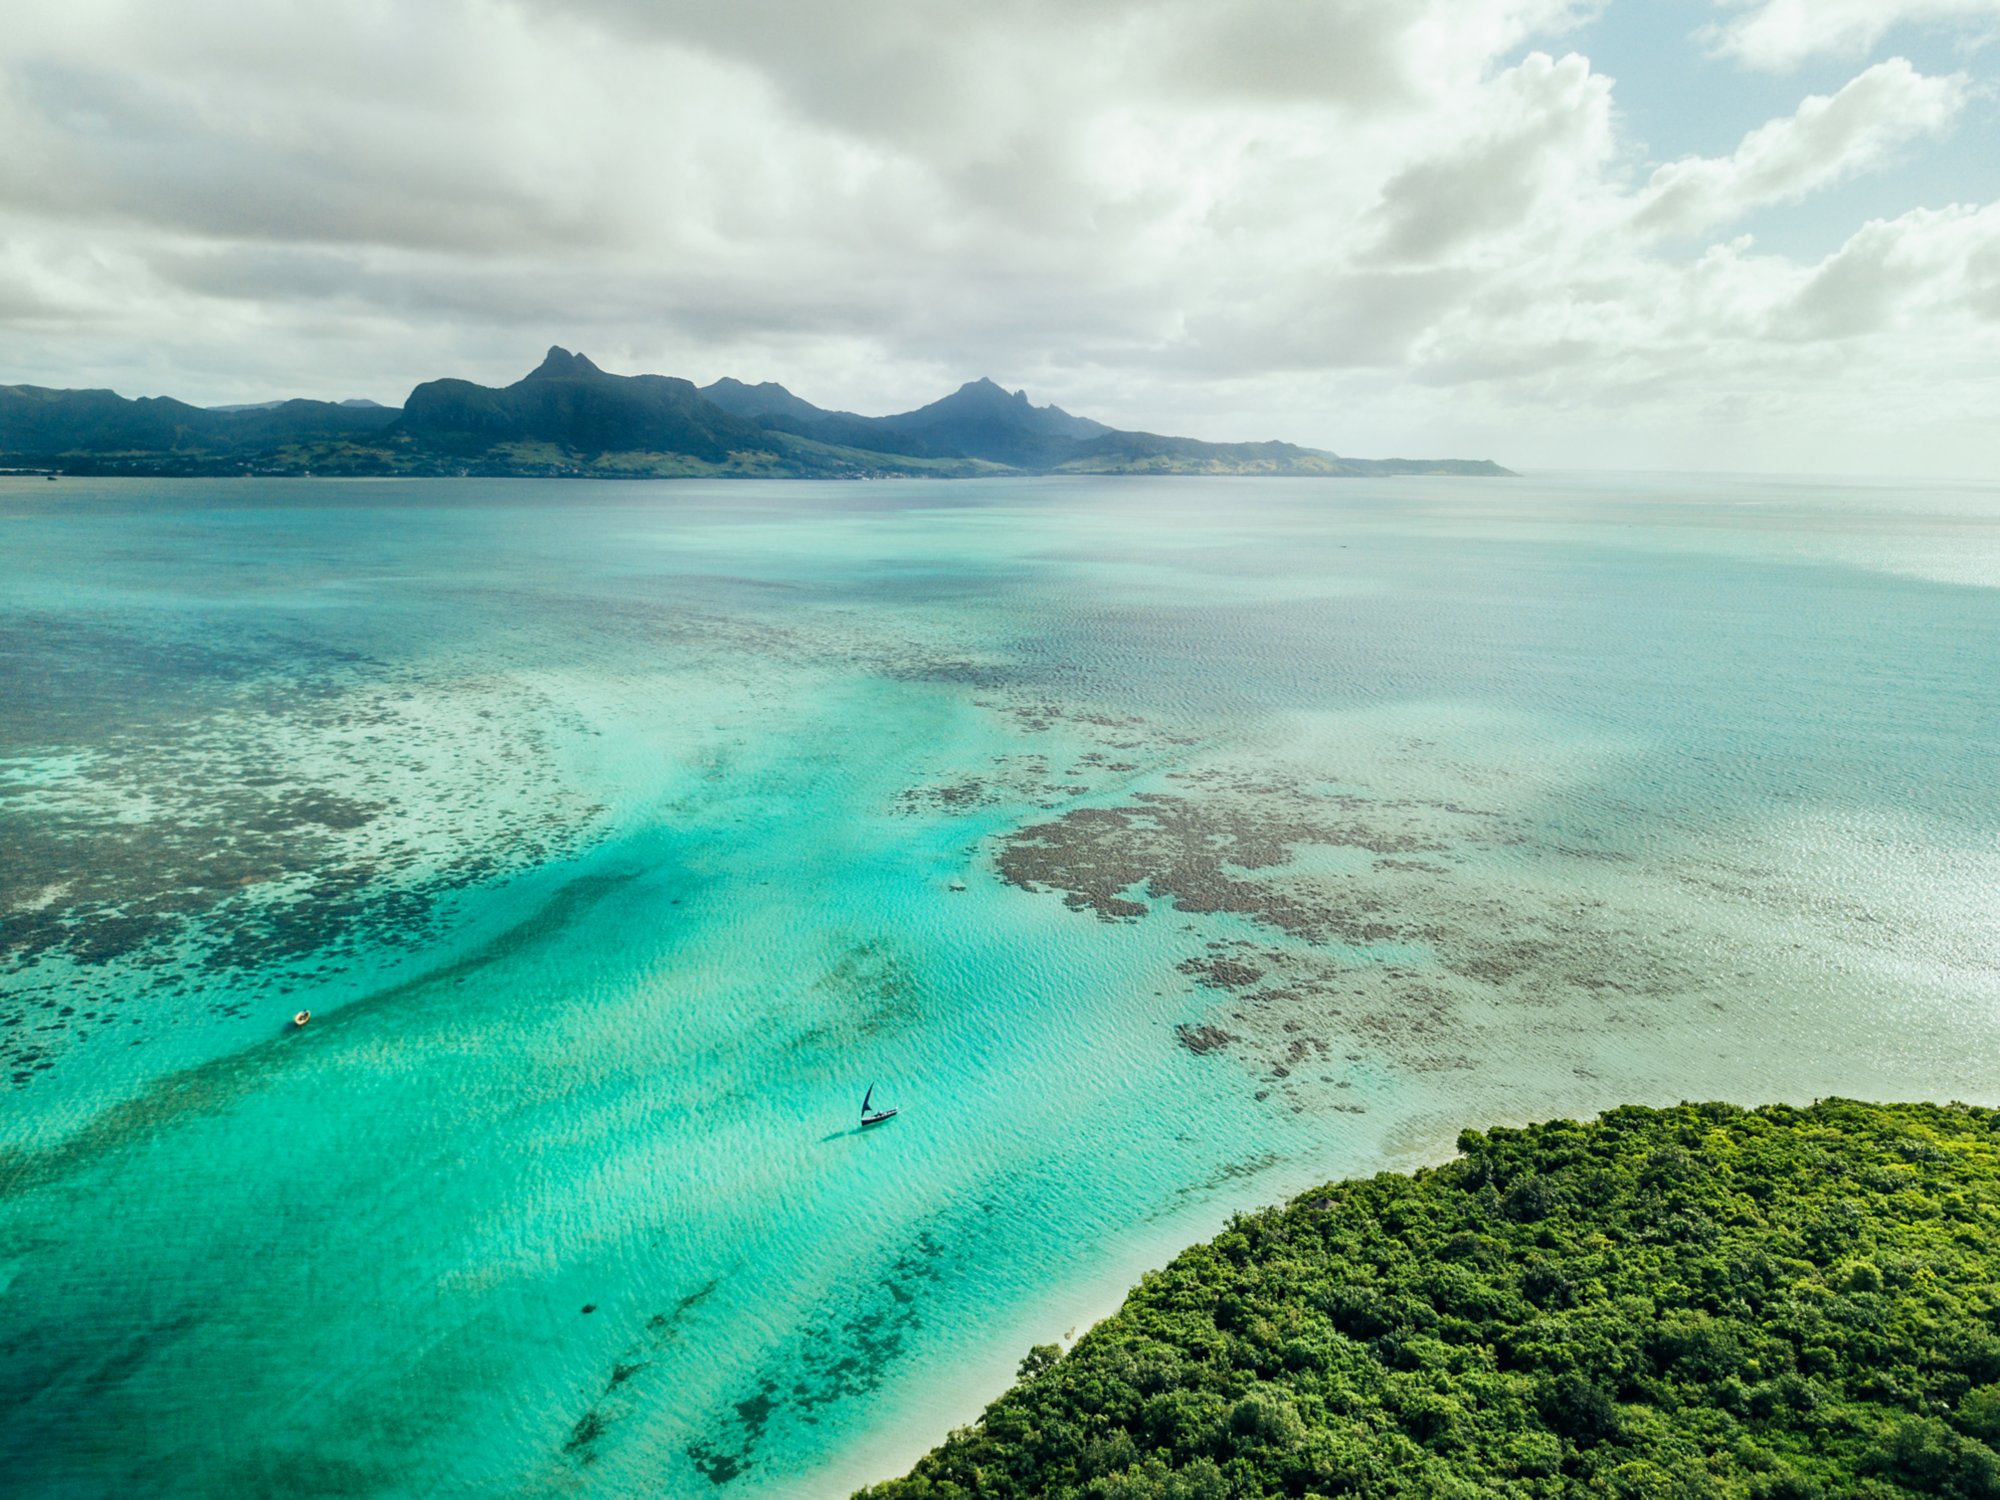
xmin=1177 ymin=267 xmax=1481 ymax=375
xmin=1366 ymin=52 xmax=1615 ymax=264
xmin=1632 ymin=59 xmax=1965 ymax=239
xmin=1706 ymin=0 xmax=2000 ymax=69
xmin=1777 ymin=200 xmax=2000 ymax=337
xmin=0 ymin=0 xmax=1996 ymax=473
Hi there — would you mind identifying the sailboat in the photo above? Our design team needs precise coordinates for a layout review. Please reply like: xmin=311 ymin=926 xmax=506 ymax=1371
xmin=860 ymin=1083 xmax=899 ymax=1127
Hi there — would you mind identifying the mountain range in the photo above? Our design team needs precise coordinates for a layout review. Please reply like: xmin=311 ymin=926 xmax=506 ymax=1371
xmin=0 ymin=347 xmax=1512 ymax=479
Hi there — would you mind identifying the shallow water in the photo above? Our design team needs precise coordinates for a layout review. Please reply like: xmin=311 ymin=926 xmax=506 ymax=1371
xmin=2 ymin=472 xmax=1997 ymax=1497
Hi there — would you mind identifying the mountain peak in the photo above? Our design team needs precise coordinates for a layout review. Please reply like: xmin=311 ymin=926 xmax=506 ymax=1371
xmin=954 ymin=377 xmax=1025 ymax=402
xmin=698 ymin=376 xmax=834 ymax=424
xmin=525 ymin=346 xmax=603 ymax=381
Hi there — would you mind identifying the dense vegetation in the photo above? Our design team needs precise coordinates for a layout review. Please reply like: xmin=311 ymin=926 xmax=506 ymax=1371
xmin=0 ymin=382 xmax=398 ymax=473
xmin=860 ymin=1101 xmax=2000 ymax=1499
xmin=3 ymin=349 xmax=1509 ymax=479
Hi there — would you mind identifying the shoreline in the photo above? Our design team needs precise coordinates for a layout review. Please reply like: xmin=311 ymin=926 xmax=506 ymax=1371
xmin=807 ymin=1116 xmax=1481 ymax=1499
xmin=844 ymin=1100 xmax=2000 ymax=1499
xmin=804 ymin=1082 xmax=2000 ymax=1496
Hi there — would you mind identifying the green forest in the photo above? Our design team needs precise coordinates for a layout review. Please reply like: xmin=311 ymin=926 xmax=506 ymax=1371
xmin=859 ymin=1100 xmax=2000 ymax=1499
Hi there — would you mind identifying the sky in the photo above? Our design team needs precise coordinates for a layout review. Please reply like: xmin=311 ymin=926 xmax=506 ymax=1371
xmin=2 ymin=0 xmax=1998 ymax=475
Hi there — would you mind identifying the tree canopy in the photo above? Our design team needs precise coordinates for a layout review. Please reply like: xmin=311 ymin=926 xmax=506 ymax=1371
xmin=859 ymin=1100 xmax=2000 ymax=1499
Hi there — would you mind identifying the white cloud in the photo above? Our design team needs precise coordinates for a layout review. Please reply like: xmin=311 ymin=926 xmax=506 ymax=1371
xmin=1778 ymin=200 xmax=2000 ymax=337
xmin=0 ymin=0 xmax=1996 ymax=474
xmin=1366 ymin=52 xmax=1616 ymax=264
xmin=1632 ymin=59 xmax=1965 ymax=238
xmin=1707 ymin=0 xmax=2000 ymax=69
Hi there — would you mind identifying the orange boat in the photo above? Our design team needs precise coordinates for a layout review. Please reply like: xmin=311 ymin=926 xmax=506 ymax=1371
xmin=292 ymin=1010 xmax=311 ymax=1028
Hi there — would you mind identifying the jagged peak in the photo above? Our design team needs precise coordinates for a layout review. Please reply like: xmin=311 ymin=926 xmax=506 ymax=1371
xmin=950 ymin=377 xmax=1034 ymax=404
xmin=525 ymin=346 xmax=603 ymax=381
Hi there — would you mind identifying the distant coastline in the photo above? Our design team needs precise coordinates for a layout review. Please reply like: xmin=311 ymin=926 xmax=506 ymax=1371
xmin=0 ymin=347 xmax=1512 ymax=481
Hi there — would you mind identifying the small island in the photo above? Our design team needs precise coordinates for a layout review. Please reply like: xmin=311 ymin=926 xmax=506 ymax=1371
xmin=860 ymin=1100 xmax=2000 ymax=1499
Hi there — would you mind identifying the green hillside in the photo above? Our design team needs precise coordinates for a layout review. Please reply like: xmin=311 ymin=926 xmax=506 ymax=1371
xmin=860 ymin=1100 xmax=2000 ymax=1500
xmin=2 ymin=350 xmax=1511 ymax=479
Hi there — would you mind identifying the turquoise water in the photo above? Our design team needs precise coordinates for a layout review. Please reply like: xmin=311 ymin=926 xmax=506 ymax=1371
xmin=2 ymin=473 xmax=1997 ymax=1497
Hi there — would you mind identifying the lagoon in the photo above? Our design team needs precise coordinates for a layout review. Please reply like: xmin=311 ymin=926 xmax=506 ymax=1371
xmin=2 ymin=473 xmax=1997 ymax=1497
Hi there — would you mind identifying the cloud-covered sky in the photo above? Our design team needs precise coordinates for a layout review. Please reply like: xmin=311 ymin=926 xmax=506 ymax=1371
xmin=3 ymin=0 xmax=1997 ymax=474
